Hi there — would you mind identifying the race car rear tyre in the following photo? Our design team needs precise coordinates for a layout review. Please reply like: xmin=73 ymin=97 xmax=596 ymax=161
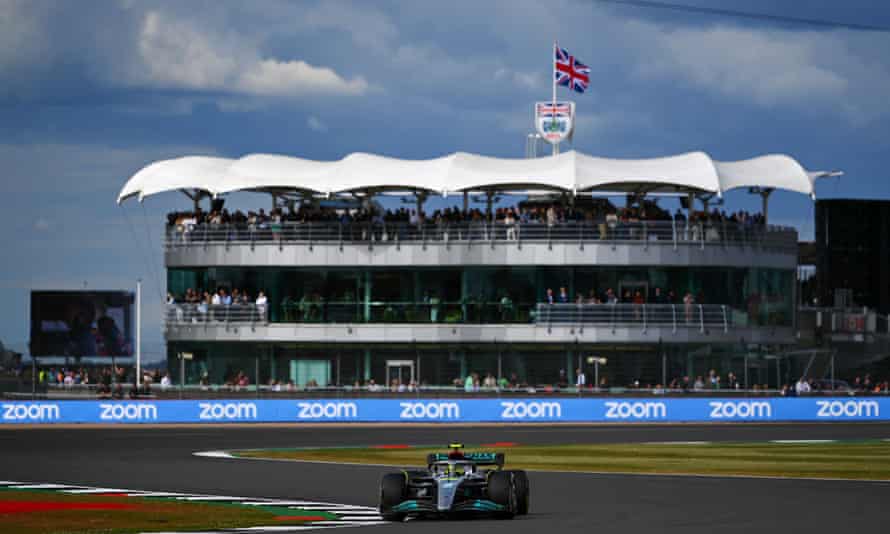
xmin=509 ymin=470 xmax=529 ymax=515
xmin=487 ymin=471 xmax=516 ymax=519
xmin=379 ymin=473 xmax=407 ymax=521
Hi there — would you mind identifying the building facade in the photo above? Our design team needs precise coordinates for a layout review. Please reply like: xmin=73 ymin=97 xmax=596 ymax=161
xmin=116 ymin=148 xmax=828 ymax=390
xmin=163 ymin=220 xmax=798 ymax=388
xmin=816 ymin=199 xmax=890 ymax=312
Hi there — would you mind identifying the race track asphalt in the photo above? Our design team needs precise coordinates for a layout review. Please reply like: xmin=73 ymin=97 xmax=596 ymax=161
xmin=1 ymin=423 xmax=889 ymax=533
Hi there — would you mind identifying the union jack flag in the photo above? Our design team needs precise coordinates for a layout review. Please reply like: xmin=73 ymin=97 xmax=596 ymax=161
xmin=536 ymin=102 xmax=571 ymax=117
xmin=554 ymin=47 xmax=590 ymax=94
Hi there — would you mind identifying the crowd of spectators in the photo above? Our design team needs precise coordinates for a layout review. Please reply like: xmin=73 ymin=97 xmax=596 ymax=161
xmin=25 ymin=363 xmax=890 ymax=395
xmin=543 ymin=285 xmax=696 ymax=306
xmin=166 ymin=200 xmax=768 ymax=241
xmin=166 ymin=288 xmax=268 ymax=321
xmin=784 ymin=374 xmax=890 ymax=395
xmin=38 ymin=366 xmax=172 ymax=398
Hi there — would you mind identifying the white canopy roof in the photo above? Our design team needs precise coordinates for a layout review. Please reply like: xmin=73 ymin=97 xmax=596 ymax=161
xmin=117 ymin=150 xmax=838 ymax=203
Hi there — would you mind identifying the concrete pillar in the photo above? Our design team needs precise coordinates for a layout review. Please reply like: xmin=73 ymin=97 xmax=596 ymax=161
xmin=363 ymin=271 xmax=372 ymax=322
xmin=415 ymin=193 xmax=426 ymax=219
xmin=566 ymin=350 xmax=574 ymax=385
xmin=363 ymin=349 xmax=371 ymax=382
xmin=761 ymin=189 xmax=772 ymax=225
xmin=270 ymin=353 xmax=277 ymax=382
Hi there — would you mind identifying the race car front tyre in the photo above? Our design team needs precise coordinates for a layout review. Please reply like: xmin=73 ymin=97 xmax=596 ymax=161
xmin=379 ymin=473 xmax=407 ymax=521
xmin=508 ymin=470 xmax=529 ymax=515
xmin=487 ymin=471 xmax=516 ymax=519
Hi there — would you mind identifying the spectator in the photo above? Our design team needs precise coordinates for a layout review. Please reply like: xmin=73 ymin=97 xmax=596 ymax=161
xmin=504 ymin=210 xmax=517 ymax=240
xmin=683 ymin=291 xmax=695 ymax=323
xmin=255 ymin=290 xmax=268 ymax=318
xmin=795 ymin=376 xmax=811 ymax=395
xmin=483 ymin=373 xmax=496 ymax=389
xmin=576 ymin=368 xmax=586 ymax=388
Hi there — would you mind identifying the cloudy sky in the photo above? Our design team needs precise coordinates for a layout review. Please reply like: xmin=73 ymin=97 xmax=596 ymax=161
xmin=2 ymin=0 xmax=889 ymax=361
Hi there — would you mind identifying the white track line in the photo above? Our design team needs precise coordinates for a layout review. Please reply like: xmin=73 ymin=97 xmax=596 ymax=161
xmin=193 ymin=450 xmax=236 ymax=459
xmin=11 ymin=483 xmax=78 ymax=490
xmin=230 ymin=527 xmax=347 ymax=532
xmin=239 ymin=501 xmax=325 ymax=506
xmin=63 ymin=487 xmax=128 ymax=494
xmin=5 ymin=480 xmax=384 ymax=533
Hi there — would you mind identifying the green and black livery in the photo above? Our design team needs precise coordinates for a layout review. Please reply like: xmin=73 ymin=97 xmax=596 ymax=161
xmin=378 ymin=444 xmax=529 ymax=521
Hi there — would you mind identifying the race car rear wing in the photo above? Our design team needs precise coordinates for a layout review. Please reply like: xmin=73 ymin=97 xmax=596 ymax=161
xmin=427 ymin=452 xmax=505 ymax=467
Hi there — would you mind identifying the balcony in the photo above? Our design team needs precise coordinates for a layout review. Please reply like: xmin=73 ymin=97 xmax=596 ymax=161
xmin=164 ymin=302 xmax=794 ymax=345
xmin=163 ymin=220 xmax=797 ymax=269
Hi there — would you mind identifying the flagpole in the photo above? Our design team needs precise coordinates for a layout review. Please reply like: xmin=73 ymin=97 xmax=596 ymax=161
xmin=552 ymin=40 xmax=558 ymax=157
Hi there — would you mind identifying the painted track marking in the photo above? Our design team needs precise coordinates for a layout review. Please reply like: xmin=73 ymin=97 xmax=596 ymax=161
xmin=0 ymin=480 xmax=385 ymax=532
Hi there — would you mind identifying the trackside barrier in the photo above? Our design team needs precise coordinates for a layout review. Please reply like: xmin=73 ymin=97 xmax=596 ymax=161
xmin=2 ymin=398 xmax=890 ymax=424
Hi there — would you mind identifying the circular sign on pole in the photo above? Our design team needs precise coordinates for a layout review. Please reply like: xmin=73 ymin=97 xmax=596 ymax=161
xmin=535 ymin=101 xmax=575 ymax=146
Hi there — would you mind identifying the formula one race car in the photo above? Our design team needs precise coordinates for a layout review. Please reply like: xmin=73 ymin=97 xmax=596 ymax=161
xmin=378 ymin=443 xmax=529 ymax=521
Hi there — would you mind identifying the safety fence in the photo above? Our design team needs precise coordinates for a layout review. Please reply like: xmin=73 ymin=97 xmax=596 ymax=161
xmin=163 ymin=302 xmax=734 ymax=330
xmin=165 ymin=304 xmax=267 ymax=325
xmin=535 ymin=303 xmax=729 ymax=332
xmin=165 ymin=220 xmax=797 ymax=251
xmin=2 ymin=397 xmax=888 ymax=424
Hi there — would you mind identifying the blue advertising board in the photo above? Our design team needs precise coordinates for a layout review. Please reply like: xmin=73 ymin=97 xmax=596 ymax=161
xmin=2 ymin=398 xmax=890 ymax=424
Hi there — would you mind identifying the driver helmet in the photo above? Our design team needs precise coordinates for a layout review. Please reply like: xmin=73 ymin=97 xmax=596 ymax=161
xmin=447 ymin=442 xmax=465 ymax=459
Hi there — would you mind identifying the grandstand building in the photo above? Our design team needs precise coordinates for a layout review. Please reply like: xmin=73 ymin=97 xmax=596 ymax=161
xmin=119 ymin=151 xmax=835 ymax=389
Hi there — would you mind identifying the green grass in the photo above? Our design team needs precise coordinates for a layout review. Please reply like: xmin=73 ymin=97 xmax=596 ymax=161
xmin=0 ymin=488 xmax=337 ymax=534
xmin=235 ymin=441 xmax=890 ymax=481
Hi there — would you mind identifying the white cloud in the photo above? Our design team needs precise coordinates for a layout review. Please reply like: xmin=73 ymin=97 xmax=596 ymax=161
xmin=238 ymin=59 xmax=367 ymax=96
xmin=626 ymin=21 xmax=890 ymax=120
xmin=136 ymin=11 xmax=240 ymax=91
xmin=33 ymin=218 xmax=50 ymax=232
xmin=637 ymin=25 xmax=848 ymax=104
xmin=298 ymin=1 xmax=397 ymax=54
xmin=306 ymin=116 xmax=328 ymax=133
xmin=135 ymin=10 xmax=367 ymax=97
xmin=495 ymin=68 xmax=542 ymax=90
xmin=0 ymin=0 xmax=54 ymax=95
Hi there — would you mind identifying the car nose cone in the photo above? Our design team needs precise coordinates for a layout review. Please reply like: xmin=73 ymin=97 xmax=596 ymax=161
xmin=437 ymin=479 xmax=459 ymax=511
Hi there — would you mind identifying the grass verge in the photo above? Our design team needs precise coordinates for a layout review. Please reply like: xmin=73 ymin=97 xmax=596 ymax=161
xmin=235 ymin=441 xmax=890 ymax=481
xmin=0 ymin=488 xmax=336 ymax=534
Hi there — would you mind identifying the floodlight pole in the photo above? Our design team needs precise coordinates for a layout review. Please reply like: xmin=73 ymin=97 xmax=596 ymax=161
xmin=830 ymin=350 xmax=836 ymax=391
xmin=136 ymin=279 xmax=142 ymax=389
xmin=594 ymin=359 xmax=599 ymax=392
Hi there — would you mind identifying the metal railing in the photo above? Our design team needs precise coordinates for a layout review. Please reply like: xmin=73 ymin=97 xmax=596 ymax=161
xmin=164 ymin=302 xmax=732 ymax=332
xmin=165 ymin=303 xmax=268 ymax=325
xmin=164 ymin=220 xmax=796 ymax=251
xmin=535 ymin=303 xmax=729 ymax=332
xmin=15 ymin=382 xmax=888 ymax=400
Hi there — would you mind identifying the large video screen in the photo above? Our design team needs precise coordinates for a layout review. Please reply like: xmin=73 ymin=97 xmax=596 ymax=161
xmin=30 ymin=291 xmax=134 ymax=358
